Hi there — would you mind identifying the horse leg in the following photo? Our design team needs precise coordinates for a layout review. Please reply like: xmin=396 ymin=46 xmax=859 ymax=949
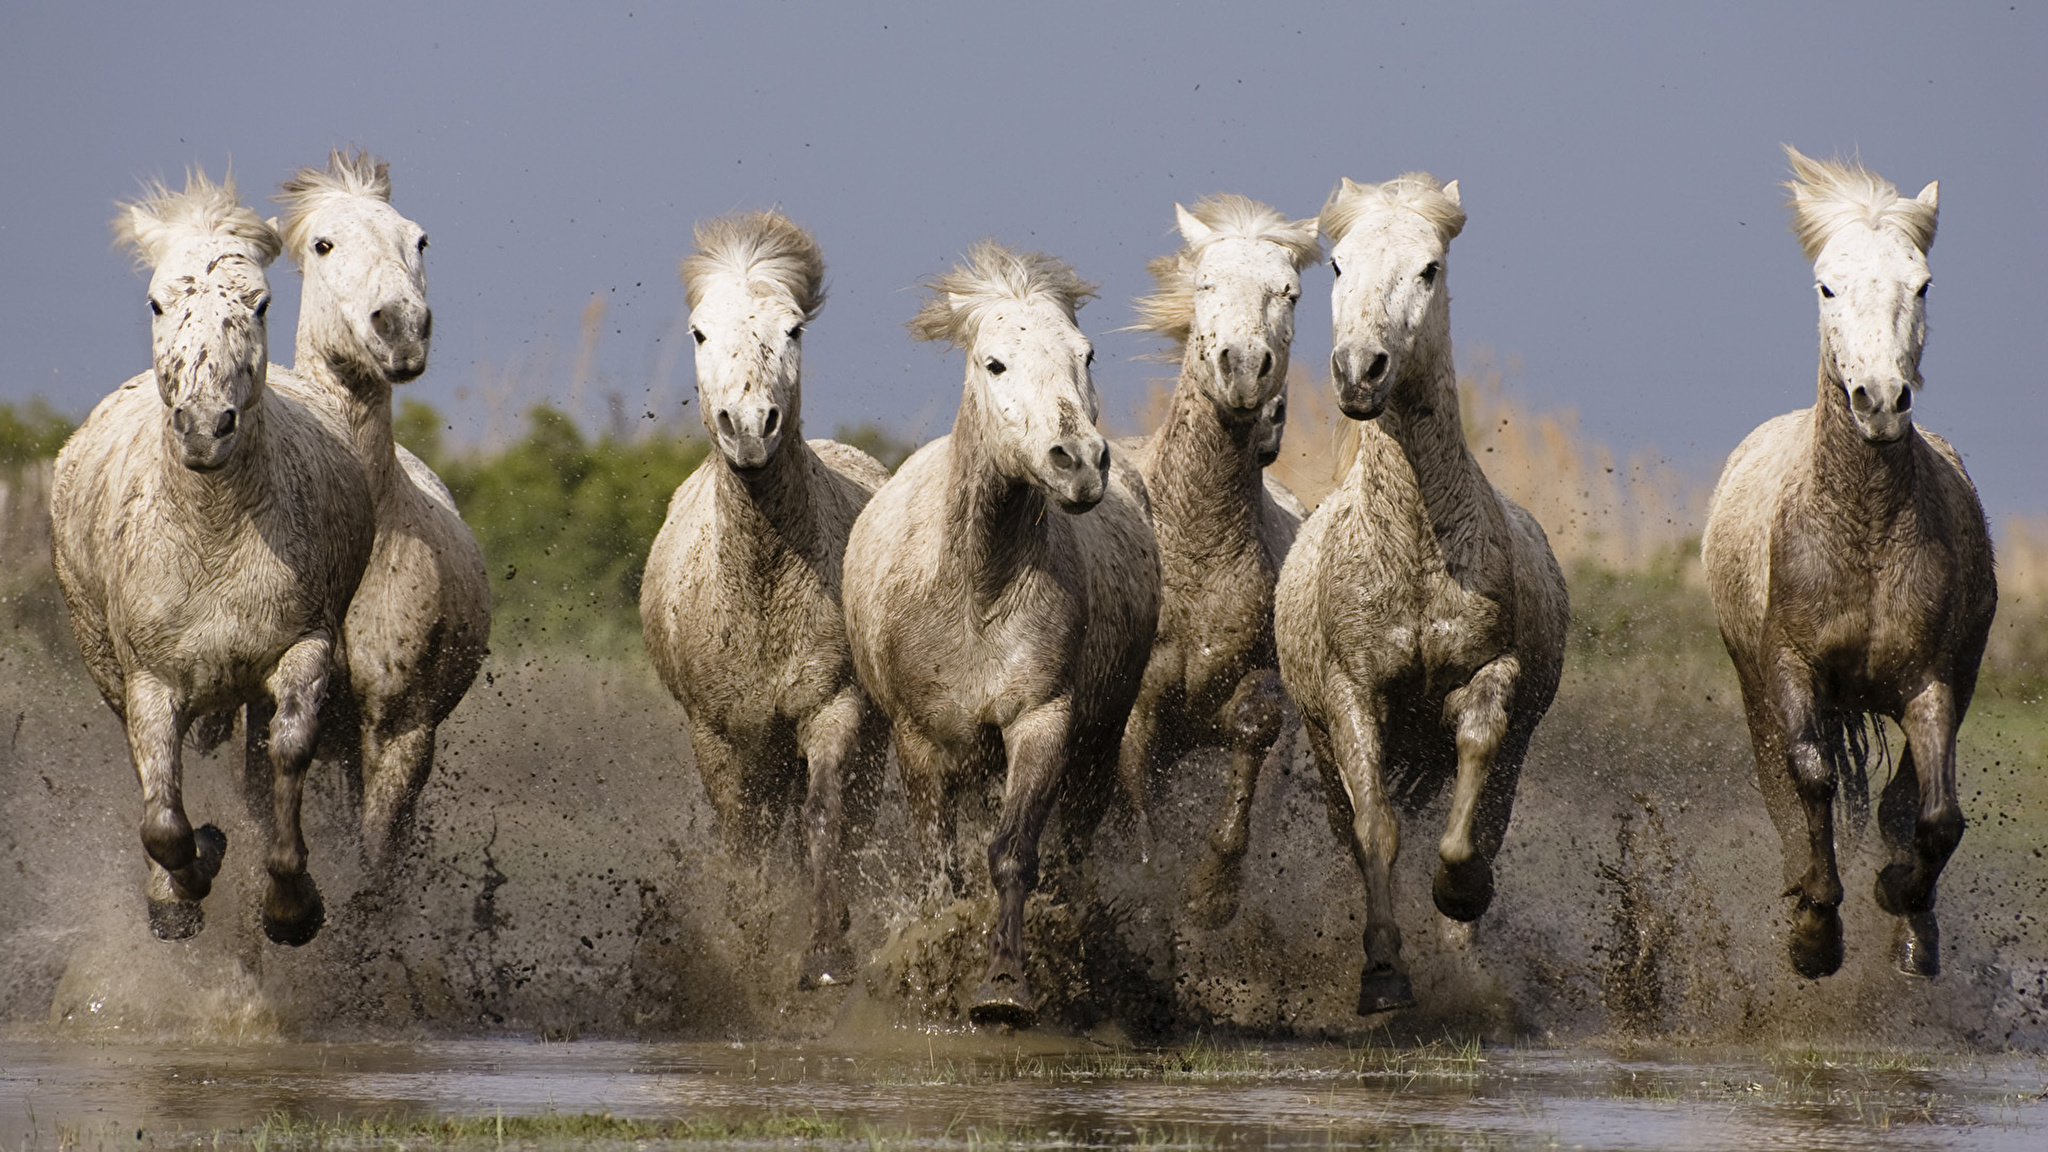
xmin=1316 ymin=685 xmax=1411 ymax=1014
xmin=1186 ymin=667 xmax=1286 ymax=930
xmin=1876 ymin=681 xmax=1963 ymax=978
xmin=1766 ymin=655 xmax=1844 ymax=978
xmin=259 ymin=634 xmax=334 ymax=946
xmin=1433 ymin=656 xmax=1518 ymax=922
xmin=1732 ymin=661 xmax=1807 ymax=892
xmin=242 ymin=701 xmax=276 ymax=826
xmin=969 ymin=700 xmax=1069 ymax=1028
xmin=797 ymin=688 xmax=864 ymax=990
xmin=894 ymin=724 xmax=962 ymax=902
xmin=126 ymin=675 xmax=225 ymax=939
xmin=360 ymin=718 xmax=437 ymax=885
xmin=1114 ymin=657 xmax=1175 ymax=862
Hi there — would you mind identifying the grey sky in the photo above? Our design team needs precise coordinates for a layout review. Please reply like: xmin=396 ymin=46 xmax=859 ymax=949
xmin=3 ymin=2 xmax=2041 ymax=524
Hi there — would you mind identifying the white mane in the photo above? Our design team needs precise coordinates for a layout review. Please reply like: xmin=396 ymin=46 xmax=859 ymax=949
xmin=909 ymin=240 xmax=1096 ymax=349
xmin=113 ymin=168 xmax=280 ymax=269
xmin=682 ymin=210 xmax=827 ymax=319
xmin=1784 ymin=146 xmax=1937 ymax=261
xmin=1319 ymin=172 xmax=1466 ymax=246
xmin=274 ymin=150 xmax=393 ymax=262
xmin=1134 ymin=193 xmax=1322 ymax=351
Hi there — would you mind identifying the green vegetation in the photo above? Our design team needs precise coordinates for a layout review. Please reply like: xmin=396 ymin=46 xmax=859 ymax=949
xmin=0 ymin=399 xmax=74 ymax=470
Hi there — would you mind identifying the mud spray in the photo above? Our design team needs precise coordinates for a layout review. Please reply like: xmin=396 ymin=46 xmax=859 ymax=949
xmin=3 ymin=610 xmax=2043 ymax=1048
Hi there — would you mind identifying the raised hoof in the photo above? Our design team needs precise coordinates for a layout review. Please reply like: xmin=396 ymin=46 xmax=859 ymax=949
xmin=1432 ymin=855 xmax=1495 ymax=923
xmin=167 ymin=823 xmax=227 ymax=901
xmin=967 ymin=971 xmax=1038 ymax=1029
xmin=1788 ymin=900 xmax=1844 ymax=979
xmin=798 ymin=945 xmax=857 ymax=991
xmin=147 ymin=897 xmax=205 ymax=941
xmin=1357 ymin=966 xmax=1417 ymax=1016
xmin=262 ymin=873 xmax=326 ymax=947
xmin=1892 ymin=911 xmax=1940 ymax=979
xmin=1183 ymin=851 xmax=1243 ymax=931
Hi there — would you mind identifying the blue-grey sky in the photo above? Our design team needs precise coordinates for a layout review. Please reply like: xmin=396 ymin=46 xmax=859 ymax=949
xmin=3 ymin=2 xmax=2042 ymax=523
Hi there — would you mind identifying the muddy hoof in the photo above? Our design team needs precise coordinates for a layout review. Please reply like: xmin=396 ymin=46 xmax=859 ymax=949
xmin=968 ymin=972 xmax=1038 ymax=1029
xmin=799 ymin=944 xmax=857 ymax=990
xmin=1357 ymin=966 xmax=1416 ymax=1015
xmin=1787 ymin=899 xmax=1844 ymax=979
xmin=1892 ymin=911 xmax=1940 ymax=979
xmin=262 ymin=873 xmax=326 ymax=947
xmin=1431 ymin=856 xmax=1494 ymax=923
xmin=147 ymin=897 xmax=205 ymax=941
xmin=1183 ymin=852 xmax=1243 ymax=931
xmin=166 ymin=823 xmax=227 ymax=902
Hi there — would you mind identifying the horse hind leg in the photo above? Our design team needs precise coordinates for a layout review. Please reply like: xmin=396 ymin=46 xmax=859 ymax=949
xmin=126 ymin=675 xmax=226 ymax=939
xmin=1876 ymin=683 xmax=1964 ymax=978
xmin=259 ymin=635 xmax=336 ymax=946
xmin=1186 ymin=668 xmax=1286 ymax=930
xmin=360 ymin=720 xmax=438 ymax=885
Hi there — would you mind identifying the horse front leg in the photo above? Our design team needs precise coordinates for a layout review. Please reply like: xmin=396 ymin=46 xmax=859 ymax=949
xmin=1317 ymin=685 xmax=1411 ymax=1014
xmin=360 ymin=717 xmax=438 ymax=885
xmin=894 ymin=724 xmax=962 ymax=902
xmin=1186 ymin=667 xmax=1286 ymax=930
xmin=1767 ymin=655 xmax=1844 ymax=978
xmin=1114 ymin=654 xmax=1175 ymax=862
xmin=969 ymin=699 xmax=1069 ymax=1028
xmin=259 ymin=634 xmax=334 ymax=946
xmin=126 ymin=675 xmax=225 ymax=940
xmin=1434 ymin=656 xmax=1518 ymax=922
xmin=797 ymin=688 xmax=864 ymax=990
xmin=1876 ymin=681 xmax=1963 ymax=978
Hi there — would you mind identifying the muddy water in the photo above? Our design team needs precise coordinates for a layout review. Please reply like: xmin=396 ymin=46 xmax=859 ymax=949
xmin=1 ymin=1037 xmax=2043 ymax=1149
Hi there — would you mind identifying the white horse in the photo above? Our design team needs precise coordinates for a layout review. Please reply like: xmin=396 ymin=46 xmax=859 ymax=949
xmin=51 ymin=170 xmax=374 ymax=942
xmin=843 ymin=242 xmax=1160 ymax=1027
xmin=1275 ymin=174 xmax=1569 ymax=1014
xmin=1702 ymin=148 xmax=1995 ymax=980
xmin=272 ymin=152 xmax=491 ymax=882
xmin=640 ymin=210 xmax=890 ymax=990
xmin=1114 ymin=195 xmax=1318 ymax=930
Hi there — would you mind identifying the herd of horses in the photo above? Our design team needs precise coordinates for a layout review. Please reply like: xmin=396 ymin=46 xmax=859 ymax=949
xmin=46 ymin=147 xmax=1994 ymax=1030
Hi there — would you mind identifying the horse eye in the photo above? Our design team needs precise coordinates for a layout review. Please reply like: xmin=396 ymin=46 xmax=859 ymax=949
xmin=690 ymin=327 xmax=706 ymax=345
xmin=986 ymin=358 xmax=1007 ymax=376
xmin=1330 ymin=260 xmax=1342 ymax=277
xmin=1818 ymin=284 xmax=1835 ymax=299
xmin=417 ymin=235 xmax=429 ymax=252
xmin=1421 ymin=262 xmax=1439 ymax=284
xmin=1084 ymin=349 xmax=1095 ymax=366
xmin=255 ymin=297 xmax=270 ymax=318
xmin=1916 ymin=282 xmax=1930 ymax=299
xmin=787 ymin=324 xmax=804 ymax=339
xmin=148 ymin=297 xmax=163 ymax=316
xmin=313 ymin=239 xmax=334 ymax=256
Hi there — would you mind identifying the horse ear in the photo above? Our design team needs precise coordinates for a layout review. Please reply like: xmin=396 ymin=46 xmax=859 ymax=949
xmin=1340 ymin=176 xmax=1366 ymax=195
xmin=1915 ymin=180 xmax=1939 ymax=211
xmin=1441 ymin=180 xmax=1461 ymax=207
xmin=1174 ymin=203 xmax=1214 ymax=246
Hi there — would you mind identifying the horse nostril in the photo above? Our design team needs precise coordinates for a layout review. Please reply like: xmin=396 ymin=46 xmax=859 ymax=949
xmin=762 ymin=407 xmax=780 ymax=437
xmin=214 ymin=409 xmax=237 ymax=437
xmin=1896 ymin=389 xmax=1912 ymax=412
xmin=1048 ymin=444 xmax=1074 ymax=470
xmin=1259 ymin=351 xmax=1273 ymax=379
xmin=172 ymin=408 xmax=192 ymax=435
xmin=1850 ymin=385 xmax=1873 ymax=413
xmin=1366 ymin=353 xmax=1389 ymax=382
xmin=419 ymin=309 xmax=433 ymax=342
xmin=716 ymin=410 xmax=736 ymax=438
xmin=1216 ymin=348 xmax=1231 ymax=372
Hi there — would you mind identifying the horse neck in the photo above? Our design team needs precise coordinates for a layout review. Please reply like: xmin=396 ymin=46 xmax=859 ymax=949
xmin=1807 ymin=368 xmax=1918 ymax=530
xmin=1148 ymin=358 xmax=1264 ymax=548
xmin=294 ymin=347 xmax=401 ymax=499
xmin=1374 ymin=336 xmax=1490 ymax=531
xmin=714 ymin=410 xmax=822 ymax=557
xmin=945 ymin=387 xmax=1049 ymax=605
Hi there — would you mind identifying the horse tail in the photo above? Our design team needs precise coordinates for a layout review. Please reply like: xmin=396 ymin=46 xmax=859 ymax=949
xmin=1821 ymin=709 xmax=1885 ymax=840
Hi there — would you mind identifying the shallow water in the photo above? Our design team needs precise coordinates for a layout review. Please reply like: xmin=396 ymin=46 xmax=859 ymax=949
xmin=2 ymin=1036 xmax=2043 ymax=1150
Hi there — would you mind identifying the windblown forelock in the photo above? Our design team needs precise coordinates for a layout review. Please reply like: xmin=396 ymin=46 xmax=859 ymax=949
xmin=275 ymin=149 xmax=394 ymax=264
xmin=1783 ymin=146 xmax=1937 ymax=262
xmin=114 ymin=168 xmax=281 ymax=271
xmin=1319 ymin=173 xmax=1466 ymax=247
xmin=909 ymin=240 xmax=1096 ymax=349
xmin=682 ymin=210 xmax=827 ymax=320
xmin=1131 ymin=193 xmax=1320 ymax=354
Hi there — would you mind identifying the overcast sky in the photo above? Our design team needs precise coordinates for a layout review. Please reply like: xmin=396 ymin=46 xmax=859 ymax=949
xmin=3 ymin=2 xmax=2041 ymax=523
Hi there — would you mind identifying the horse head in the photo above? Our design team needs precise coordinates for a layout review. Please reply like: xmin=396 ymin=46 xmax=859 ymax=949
xmin=278 ymin=151 xmax=432 ymax=388
xmin=682 ymin=211 xmax=826 ymax=472
xmin=1320 ymin=174 xmax=1465 ymax=420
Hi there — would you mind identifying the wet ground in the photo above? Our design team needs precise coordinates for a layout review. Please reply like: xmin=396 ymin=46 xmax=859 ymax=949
xmin=2 ymin=1036 xmax=2043 ymax=1150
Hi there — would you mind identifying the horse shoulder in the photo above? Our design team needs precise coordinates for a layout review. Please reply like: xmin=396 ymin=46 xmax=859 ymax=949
xmin=808 ymin=437 xmax=892 ymax=494
xmin=1702 ymin=409 xmax=1810 ymax=650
